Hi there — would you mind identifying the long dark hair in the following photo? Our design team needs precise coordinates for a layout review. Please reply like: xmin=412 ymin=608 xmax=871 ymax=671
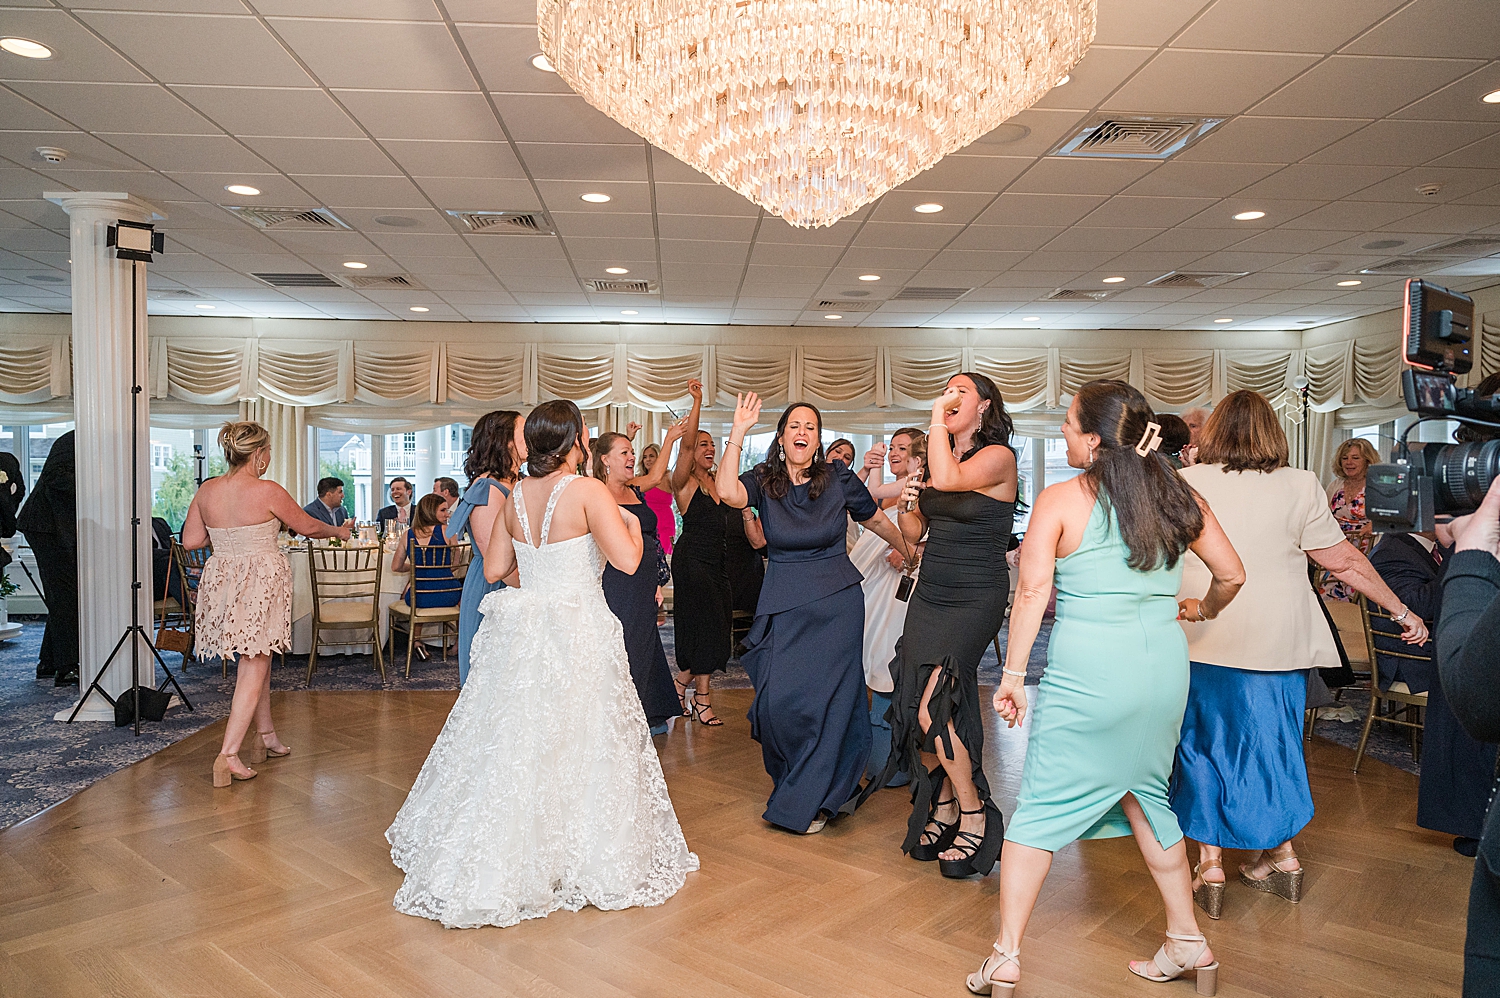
xmin=754 ymin=403 xmax=832 ymax=500
xmin=525 ymin=400 xmax=584 ymax=478
xmin=465 ymin=409 xmax=521 ymax=482
xmin=938 ymin=372 xmax=1015 ymax=462
xmin=1075 ymin=380 xmax=1203 ymax=572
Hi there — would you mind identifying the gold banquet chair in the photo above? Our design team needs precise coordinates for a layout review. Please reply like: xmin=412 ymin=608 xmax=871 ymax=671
xmin=156 ymin=539 xmax=212 ymax=664
xmin=1351 ymin=596 xmax=1430 ymax=774
xmin=306 ymin=542 xmax=385 ymax=685
xmin=387 ymin=539 xmax=471 ymax=678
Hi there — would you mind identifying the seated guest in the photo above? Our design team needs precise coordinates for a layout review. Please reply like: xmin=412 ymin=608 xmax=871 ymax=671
xmin=303 ymin=477 xmax=349 ymax=527
xmin=151 ymin=516 xmax=185 ymax=604
xmin=392 ymin=494 xmax=461 ymax=609
xmin=433 ymin=477 xmax=460 ymax=504
xmin=377 ymin=476 xmax=415 ymax=532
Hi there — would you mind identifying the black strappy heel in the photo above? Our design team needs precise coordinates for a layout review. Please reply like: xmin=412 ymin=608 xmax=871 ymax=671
xmin=691 ymin=691 xmax=723 ymax=727
xmin=939 ymin=807 xmax=998 ymax=879
xmin=910 ymin=796 xmax=961 ymax=862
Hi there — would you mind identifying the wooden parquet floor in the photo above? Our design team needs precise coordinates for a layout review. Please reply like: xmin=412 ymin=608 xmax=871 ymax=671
xmin=0 ymin=688 xmax=1473 ymax=998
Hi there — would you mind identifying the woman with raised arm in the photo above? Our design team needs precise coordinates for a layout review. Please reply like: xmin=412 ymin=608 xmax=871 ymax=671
xmin=715 ymin=393 xmax=909 ymax=834
xmin=182 ymin=421 xmax=351 ymax=788
xmin=966 ymin=380 xmax=1245 ymax=995
xmin=387 ymin=400 xmax=698 ymax=929
xmin=446 ymin=410 xmax=526 ymax=685
xmin=592 ymin=417 xmax=691 ymax=734
xmin=669 ymin=378 xmax=734 ymax=724
xmin=870 ymin=372 xmax=1017 ymax=879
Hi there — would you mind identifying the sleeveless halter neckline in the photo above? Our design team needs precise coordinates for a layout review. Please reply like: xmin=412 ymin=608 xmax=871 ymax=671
xmin=516 ymin=475 xmax=579 ymax=549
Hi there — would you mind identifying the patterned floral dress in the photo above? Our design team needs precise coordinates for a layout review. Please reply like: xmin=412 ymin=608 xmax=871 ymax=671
xmin=1317 ymin=481 xmax=1371 ymax=602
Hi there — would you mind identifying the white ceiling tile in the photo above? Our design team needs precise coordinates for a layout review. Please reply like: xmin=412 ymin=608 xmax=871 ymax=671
xmin=161 ymin=173 xmax=303 ymax=205
xmin=1173 ymin=116 xmax=1369 ymax=164
xmin=898 ymin=154 xmax=1029 ymax=194
xmin=335 ymin=91 xmax=503 ymax=142
xmin=7 ymin=81 xmax=217 ymax=134
xmin=1229 ymin=228 xmax=1356 ymax=254
xmin=651 ymin=182 xmax=759 ymax=217
xmin=1305 ymin=120 xmax=1495 ymax=167
xmin=1177 ymin=198 xmax=1324 ymax=228
xmin=1233 ymin=164 xmax=1405 ymax=201
xmin=1393 ymin=63 xmax=1500 ymax=123
xmin=658 ymin=214 xmax=758 ymax=240
xmin=260 ymin=229 xmax=379 ymax=256
xmin=457 ymin=23 xmax=574 ymax=95
xmin=76 ymin=12 xmax=314 ymax=87
xmin=244 ymin=136 xmax=395 ymax=175
xmin=659 ymin=240 xmax=748 ymax=265
xmin=1042 ymin=226 xmax=1163 ymax=252
xmin=1346 ymin=166 xmax=1500 ymax=204
xmin=104 ymin=133 xmax=272 ymax=174
xmin=415 ymin=177 xmax=539 ymax=209
xmin=294 ymin=174 xmax=435 ymax=208
xmin=923 ymin=250 xmax=1028 ymax=272
xmin=1252 ymin=56 xmax=1484 ymax=118
xmin=1385 ymin=202 xmax=1500 ymax=234
xmin=868 ymin=192 xmax=992 ymax=225
xmin=853 ymin=222 xmax=963 ymax=250
xmin=467 ymin=237 xmax=568 ymax=264
xmin=1431 ymin=133 xmax=1500 ymax=170
xmin=750 ymin=243 xmax=844 ymax=268
xmin=493 ymin=94 xmax=640 ymax=143
xmin=1106 ymin=51 xmax=1319 ymax=115
xmin=265 ymin=18 xmax=476 ymax=90
xmin=255 ymin=0 xmax=440 ymax=17
xmin=1006 ymin=158 xmax=1160 ymax=197
xmin=551 ymin=211 xmax=655 ymax=239
xmin=518 ymin=143 xmax=646 ymax=182
xmin=560 ymin=236 xmax=657 ymax=259
xmin=949 ymin=226 xmax=1066 ymax=252
xmin=975 ymin=193 xmax=1109 ymax=226
xmin=0 ymin=10 xmax=151 ymax=83
xmin=384 ymin=140 xmax=526 ymax=179
xmin=1123 ymin=161 xmax=1282 ymax=198
xmin=0 ymin=130 xmax=146 ymax=171
xmin=1031 ymin=46 xmax=1156 ymax=111
xmin=966 ymin=108 xmax=1089 ymax=158
xmin=533 ymin=180 xmax=651 ymax=213
xmin=169 ymin=85 xmax=363 ymax=138
xmin=1275 ymin=199 xmax=1428 ymax=230
xmin=1012 ymin=250 xmax=1120 ymax=271
xmin=363 ymin=232 xmax=474 ymax=258
xmin=30 ymin=168 xmax=188 ymax=203
xmin=1078 ymin=196 xmax=1219 ymax=228
xmin=1344 ymin=0 xmax=1500 ymax=58
xmin=1176 ymin=0 xmax=1406 ymax=52
xmin=1093 ymin=0 xmax=1210 ymax=46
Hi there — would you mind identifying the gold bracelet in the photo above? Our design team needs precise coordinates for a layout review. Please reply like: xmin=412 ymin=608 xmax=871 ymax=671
xmin=725 ymin=440 xmax=742 ymax=450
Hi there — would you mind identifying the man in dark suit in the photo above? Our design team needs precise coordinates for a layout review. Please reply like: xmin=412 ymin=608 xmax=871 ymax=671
xmin=303 ymin=477 xmax=349 ymax=527
xmin=0 ymin=451 xmax=22 ymax=573
xmin=433 ymin=477 xmax=460 ymax=505
xmin=1371 ymin=529 xmax=1497 ymax=857
xmin=376 ymin=476 xmax=414 ymax=533
xmin=16 ymin=432 xmax=78 ymax=684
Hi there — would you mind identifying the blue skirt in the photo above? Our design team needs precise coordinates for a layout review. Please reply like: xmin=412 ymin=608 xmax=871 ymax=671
xmin=1169 ymin=663 xmax=1314 ymax=850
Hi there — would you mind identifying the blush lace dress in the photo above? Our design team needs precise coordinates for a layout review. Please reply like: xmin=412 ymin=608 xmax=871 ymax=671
xmin=386 ymin=475 xmax=698 ymax=929
xmin=193 ymin=520 xmax=292 ymax=659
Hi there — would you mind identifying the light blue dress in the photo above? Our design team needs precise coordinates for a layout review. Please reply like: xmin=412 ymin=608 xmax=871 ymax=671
xmin=448 ymin=478 xmax=509 ymax=685
xmin=1006 ymin=502 xmax=1190 ymax=852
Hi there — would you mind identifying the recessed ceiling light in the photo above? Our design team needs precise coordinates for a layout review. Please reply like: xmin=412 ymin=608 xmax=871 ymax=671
xmin=1483 ymin=88 xmax=1500 ymax=104
xmin=913 ymin=202 xmax=944 ymax=214
xmin=342 ymin=261 xmax=368 ymax=269
xmin=1056 ymin=74 xmax=1071 ymax=86
xmin=1214 ymin=317 xmax=1234 ymax=323
xmin=1233 ymin=210 xmax=1266 ymax=221
xmin=858 ymin=274 xmax=881 ymax=281
xmin=195 ymin=304 xmax=215 ymax=309
xmin=605 ymin=266 xmax=629 ymax=275
xmin=580 ymin=192 xmax=612 ymax=203
xmin=1102 ymin=276 xmax=1125 ymax=284
xmin=0 ymin=38 xmax=52 ymax=60
xmin=1022 ymin=316 xmax=1041 ymax=321
xmin=620 ymin=309 xmax=639 ymax=315
xmin=824 ymin=314 xmax=843 ymax=319
xmin=409 ymin=306 xmax=429 ymax=312
xmin=223 ymin=184 xmax=260 ymax=196
xmin=1336 ymin=279 xmax=1362 ymax=287
xmin=531 ymin=53 xmax=556 ymax=72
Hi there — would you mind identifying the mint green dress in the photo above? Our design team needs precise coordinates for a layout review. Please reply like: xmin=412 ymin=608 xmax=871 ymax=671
xmin=1006 ymin=502 xmax=1190 ymax=852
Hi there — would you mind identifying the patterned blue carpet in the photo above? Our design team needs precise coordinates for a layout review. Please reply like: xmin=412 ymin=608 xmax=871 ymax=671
xmin=0 ymin=614 xmax=1417 ymax=829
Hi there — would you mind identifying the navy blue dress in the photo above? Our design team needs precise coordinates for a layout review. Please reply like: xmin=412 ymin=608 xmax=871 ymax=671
xmin=603 ymin=487 xmax=682 ymax=731
xmin=739 ymin=461 xmax=880 ymax=832
xmin=404 ymin=524 xmax=462 ymax=608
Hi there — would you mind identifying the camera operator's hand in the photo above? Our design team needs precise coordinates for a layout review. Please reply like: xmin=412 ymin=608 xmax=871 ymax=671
xmin=1447 ymin=480 xmax=1500 ymax=560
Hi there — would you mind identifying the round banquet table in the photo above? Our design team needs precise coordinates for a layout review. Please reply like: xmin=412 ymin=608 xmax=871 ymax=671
xmin=285 ymin=540 xmax=459 ymax=657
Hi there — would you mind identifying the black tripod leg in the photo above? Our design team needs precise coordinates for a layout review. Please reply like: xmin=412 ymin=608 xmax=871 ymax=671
xmin=64 ymin=628 xmax=131 ymax=723
xmin=15 ymin=559 xmax=44 ymax=599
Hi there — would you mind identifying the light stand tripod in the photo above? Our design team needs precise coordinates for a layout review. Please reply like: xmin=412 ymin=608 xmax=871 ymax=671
xmin=67 ymin=220 xmax=192 ymax=734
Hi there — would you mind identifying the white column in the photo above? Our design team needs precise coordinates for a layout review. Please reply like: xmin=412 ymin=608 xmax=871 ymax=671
xmin=45 ymin=192 xmax=164 ymax=722
xmin=414 ymin=427 xmax=439 ymax=496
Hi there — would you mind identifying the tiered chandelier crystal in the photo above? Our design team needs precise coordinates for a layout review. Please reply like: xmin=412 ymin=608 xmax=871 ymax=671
xmin=538 ymin=0 xmax=1097 ymax=228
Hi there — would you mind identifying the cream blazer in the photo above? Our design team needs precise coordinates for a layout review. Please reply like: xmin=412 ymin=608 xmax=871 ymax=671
xmin=1177 ymin=464 xmax=1347 ymax=672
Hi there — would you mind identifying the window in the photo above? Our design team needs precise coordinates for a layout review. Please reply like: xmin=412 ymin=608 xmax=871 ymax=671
xmin=385 ymin=432 xmax=417 ymax=474
xmin=148 ymin=427 xmax=206 ymax=531
xmin=151 ymin=442 xmax=174 ymax=468
xmin=317 ymin=428 xmax=369 ymax=520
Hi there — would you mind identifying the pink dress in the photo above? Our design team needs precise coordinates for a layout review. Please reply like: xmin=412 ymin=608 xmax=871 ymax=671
xmin=194 ymin=520 xmax=293 ymax=659
xmin=1317 ymin=483 xmax=1370 ymax=602
xmin=643 ymin=487 xmax=677 ymax=554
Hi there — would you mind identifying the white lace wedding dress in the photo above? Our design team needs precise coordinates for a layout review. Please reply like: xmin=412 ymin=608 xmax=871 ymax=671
xmin=386 ymin=475 xmax=698 ymax=929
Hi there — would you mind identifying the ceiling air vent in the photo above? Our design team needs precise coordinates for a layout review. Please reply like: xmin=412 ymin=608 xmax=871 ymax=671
xmin=1418 ymin=236 xmax=1500 ymax=257
xmin=1146 ymin=271 xmax=1249 ymax=289
xmin=447 ymin=210 xmax=555 ymax=235
xmin=151 ymin=288 xmax=204 ymax=299
xmin=226 ymin=206 xmax=349 ymax=230
xmin=815 ymin=299 xmax=880 ymax=312
xmin=1359 ymin=258 xmax=1430 ymax=276
xmin=585 ymin=279 xmax=657 ymax=294
xmin=1051 ymin=114 xmax=1223 ymax=160
xmin=341 ymin=274 xmax=423 ymax=289
xmin=893 ymin=286 xmax=971 ymax=301
xmin=1048 ymin=288 xmax=1113 ymax=301
xmin=252 ymin=272 xmax=341 ymax=288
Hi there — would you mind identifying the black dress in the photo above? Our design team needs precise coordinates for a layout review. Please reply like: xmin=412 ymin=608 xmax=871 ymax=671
xmin=739 ymin=461 xmax=879 ymax=832
xmin=876 ymin=487 xmax=1014 ymax=874
xmin=670 ymin=487 xmax=732 ymax=675
xmin=725 ymin=509 xmax=765 ymax=615
xmin=602 ymin=487 xmax=682 ymax=730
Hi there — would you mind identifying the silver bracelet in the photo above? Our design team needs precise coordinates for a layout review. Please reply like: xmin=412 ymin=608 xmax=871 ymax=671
xmin=1002 ymin=667 xmax=1028 ymax=678
xmin=1391 ymin=607 xmax=1409 ymax=624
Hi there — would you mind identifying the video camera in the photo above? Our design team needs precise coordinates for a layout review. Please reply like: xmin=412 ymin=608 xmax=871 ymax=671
xmin=1366 ymin=279 xmax=1500 ymax=532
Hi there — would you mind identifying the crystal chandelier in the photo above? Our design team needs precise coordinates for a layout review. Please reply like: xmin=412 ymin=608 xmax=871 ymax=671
xmin=538 ymin=0 xmax=1096 ymax=228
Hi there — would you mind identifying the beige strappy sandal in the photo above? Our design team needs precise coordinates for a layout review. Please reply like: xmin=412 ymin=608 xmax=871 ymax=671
xmin=965 ymin=945 xmax=1020 ymax=994
xmin=1128 ymin=931 xmax=1218 ymax=996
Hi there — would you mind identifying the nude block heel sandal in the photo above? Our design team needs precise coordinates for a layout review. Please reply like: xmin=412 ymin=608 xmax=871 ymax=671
xmin=1128 ymin=931 xmax=1219 ymax=996
xmin=965 ymin=945 xmax=1019 ymax=994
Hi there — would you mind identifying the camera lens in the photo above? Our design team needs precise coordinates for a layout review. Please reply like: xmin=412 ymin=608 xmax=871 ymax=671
xmin=1431 ymin=440 xmax=1500 ymax=511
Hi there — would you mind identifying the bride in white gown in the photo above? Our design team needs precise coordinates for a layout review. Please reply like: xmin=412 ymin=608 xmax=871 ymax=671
xmin=387 ymin=400 xmax=699 ymax=929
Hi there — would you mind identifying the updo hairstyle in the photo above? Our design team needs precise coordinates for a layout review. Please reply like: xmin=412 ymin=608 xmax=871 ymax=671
xmin=218 ymin=420 xmax=270 ymax=470
xmin=525 ymin=400 xmax=586 ymax=478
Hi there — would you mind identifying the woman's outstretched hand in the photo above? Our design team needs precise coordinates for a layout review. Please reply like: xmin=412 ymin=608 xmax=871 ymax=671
xmin=731 ymin=392 xmax=762 ymax=437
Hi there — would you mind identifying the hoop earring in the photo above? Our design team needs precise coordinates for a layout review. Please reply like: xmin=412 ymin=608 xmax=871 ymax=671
xmin=256 ymin=460 xmax=267 ymax=475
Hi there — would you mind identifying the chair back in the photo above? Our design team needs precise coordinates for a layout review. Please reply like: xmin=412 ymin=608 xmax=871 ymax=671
xmin=406 ymin=538 xmax=471 ymax=605
xmin=172 ymin=539 xmax=212 ymax=602
xmin=308 ymin=542 xmax=383 ymax=615
xmin=1361 ymin=596 xmax=1435 ymax=694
